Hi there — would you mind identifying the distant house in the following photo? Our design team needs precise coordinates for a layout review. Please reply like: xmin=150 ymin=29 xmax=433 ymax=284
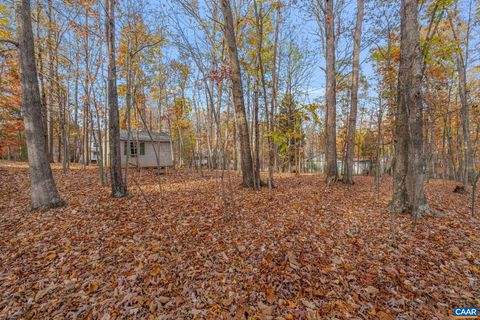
xmin=305 ymin=154 xmax=372 ymax=175
xmin=348 ymin=158 xmax=372 ymax=176
xmin=193 ymin=154 xmax=209 ymax=167
xmin=117 ymin=130 xmax=173 ymax=168
xmin=90 ymin=142 xmax=100 ymax=163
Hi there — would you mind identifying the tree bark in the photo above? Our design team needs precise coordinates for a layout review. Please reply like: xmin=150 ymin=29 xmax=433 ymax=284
xmin=266 ymin=2 xmax=281 ymax=195
xmin=390 ymin=0 xmax=431 ymax=217
xmin=46 ymin=0 xmax=54 ymax=162
xmin=254 ymin=0 xmax=274 ymax=192
xmin=456 ymin=54 xmax=472 ymax=188
xmin=375 ymin=93 xmax=383 ymax=198
xmin=82 ymin=4 xmax=90 ymax=168
xmin=105 ymin=0 xmax=126 ymax=197
xmin=445 ymin=85 xmax=456 ymax=180
xmin=15 ymin=0 xmax=64 ymax=210
xmin=220 ymin=0 xmax=255 ymax=188
xmin=73 ymin=49 xmax=79 ymax=163
xmin=34 ymin=1 xmax=49 ymax=155
xmin=325 ymin=0 xmax=338 ymax=183
xmin=448 ymin=7 xmax=473 ymax=188
xmin=455 ymin=94 xmax=464 ymax=181
xmin=344 ymin=0 xmax=364 ymax=184
xmin=253 ymin=76 xmax=261 ymax=188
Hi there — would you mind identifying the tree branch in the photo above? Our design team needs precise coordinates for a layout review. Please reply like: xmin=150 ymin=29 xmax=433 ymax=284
xmin=0 ymin=39 xmax=19 ymax=47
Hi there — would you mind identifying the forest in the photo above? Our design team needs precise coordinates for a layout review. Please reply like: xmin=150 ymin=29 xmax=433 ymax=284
xmin=0 ymin=0 xmax=479 ymax=319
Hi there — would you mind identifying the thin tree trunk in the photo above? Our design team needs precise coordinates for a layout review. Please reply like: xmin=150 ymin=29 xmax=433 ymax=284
xmin=375 ymin=94 xmax=383 ymax=199
xmin=15 ymin=0 xmax=64 ymax=210
xmin=54 ymin=52 xmax=62 ymax=164
xmin=448 ymin=6 xmax=473 ymax=189
xmin=345 ymin=0 xmax=364 ymax=184
xmin=455 ymin=94 xmax=463 ymax=182
xmin=35 ymin=1 xmax=48 ymax=154
xmin=93 ymin=91 xmax=105 ymax=185
xmin=46 ymin=0 xmax=54 ymax=162
xmin=253 ymin=74 xmax=261 ymax=188
xmin=192 ymin=88 xmax=204 ymax=177
xmin=456 ymin=55 xmax=472 ymax=188
xmin=82 ymin=4 xmax=90 ymax=168
xmin=124 ymin=54 xmax=133 ymax=188
xmin=105 ymin=0 xmax=126 ymax=197
xmin=133 ymin=97 xmax=165 ymax=207
xmin=60 ymin=74 xmax=68 ymax=172
xmin=445 ymin=85 xmax=456 ymax=179
xmin=62 ymin=94 xmax=68 ymax=171
xmin=73 ymin=49 xmax=79 ymax=163
xmin=254 ymin=0 xmax=274 ymax=195
xmin=266 ymin=2 xmax=281 ymax=196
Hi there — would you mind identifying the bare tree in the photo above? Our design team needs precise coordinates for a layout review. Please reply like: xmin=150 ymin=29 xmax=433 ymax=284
xmin=105 ymin=0 xmax=127 ymax=197
xmin=46 ymin=0 xmax=54 ymax=162
xmin=325 ymin=0 xmax=338 ymax=183
xmin=254 ymin=0 xmax=276 ymax=195
xmin=15 ymin=0 xmax=64 ymax=210
xmin=344 ymin=0 xmax=364 ymax=184
xmin=220 ymin=0 xmax=255 ymax=188
xmin=448 ymin=4 xmax=474 ymax=190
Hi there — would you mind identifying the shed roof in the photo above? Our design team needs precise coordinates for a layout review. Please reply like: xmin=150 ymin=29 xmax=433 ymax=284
xmin=120 ymin=130 xmax=171 ymax=142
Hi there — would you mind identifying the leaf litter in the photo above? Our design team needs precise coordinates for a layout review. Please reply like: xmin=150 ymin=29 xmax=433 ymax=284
xmin=0 ymin=161 xmax=478 ymax=319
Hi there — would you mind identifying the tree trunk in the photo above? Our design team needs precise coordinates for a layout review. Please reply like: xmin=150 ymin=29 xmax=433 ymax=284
xmin=34 ymin=1 xmax=48 ymax=156
xmin=82 ymin=5 xmax=90 ymax=168
xmin=445 ymin=85 xmax=456 ymax=179
xmin=46 ymin=0 xmax=54 ymax=162
xmin=73 ymin=49 xmax=79 ymax=163
xmin=344 ymin=0 xmax=364 ymax=184
xmin=455 ymin=95 xmax=463 ymax=182
xmin=456 ymin=55 xmax=472 ymax=188
xmin=448 ymin=9 xmax=473 ymax=188
xmin=61 ymin=82 xmax=69 ymax=172
xmin=93 ymin=92 xmax=105 ymax=185
xmin=390 ymin=0 xmax=431 ymax=217
xmin=220 ymin=0 xmax=255 ymax=188
xmin=253 ymin=73 xmax=261 ymax=188
xmin=124 ymin=54 xmax=133 ymax=188
xmin=105 ymin=0 xmax=126 ymax=197
xmin=254 ymin=0 xmax=274 ymax=193
xmin=267 ymin=2 xmax=281 ymax=194
xmin=325 ymin=0 xmax=338 ymax=183
xmin=15 ymin=0 xmax=64 ymax=210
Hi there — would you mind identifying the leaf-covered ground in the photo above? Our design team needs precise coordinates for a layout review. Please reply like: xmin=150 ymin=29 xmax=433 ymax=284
xmin=0 ymin=161 xmax=478 ymax=320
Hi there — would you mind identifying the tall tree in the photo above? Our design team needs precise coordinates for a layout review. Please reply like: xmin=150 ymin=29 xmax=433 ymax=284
xmin=82 ymin=1 xmax=91 ymax=167
xmin=46 ymin=0 xmax=54 ymax=162
xmin=253 ymin=0 xmax=276 ymax=194
xmin=220 ymin=0 xmax=255 ymax=188
xmin=344 ymin=0 xmax=364 ymax=184
xmin=448 ymin=5 xmax=473 ymax=190
xmin=15 ymin=0 xmax=64 ymax=210
xmin=106 ymin=0 xmax=127 ymax=197
xmin=325 ymin=0 xmax=338 ymax=183
xmin=390 ymin=0 xmax=430 ymax=216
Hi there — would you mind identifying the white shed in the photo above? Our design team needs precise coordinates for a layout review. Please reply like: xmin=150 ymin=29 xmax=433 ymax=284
xmin=119 ymin=130 xmax=173 ymax=168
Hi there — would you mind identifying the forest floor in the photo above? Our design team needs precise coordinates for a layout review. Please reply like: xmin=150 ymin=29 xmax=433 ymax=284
xmin=0 ymin=161 xmax=478 ymax=320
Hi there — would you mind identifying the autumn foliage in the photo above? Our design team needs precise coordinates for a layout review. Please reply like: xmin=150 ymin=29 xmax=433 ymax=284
xmin=0 ymin=162 xmax=478 ymax=319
